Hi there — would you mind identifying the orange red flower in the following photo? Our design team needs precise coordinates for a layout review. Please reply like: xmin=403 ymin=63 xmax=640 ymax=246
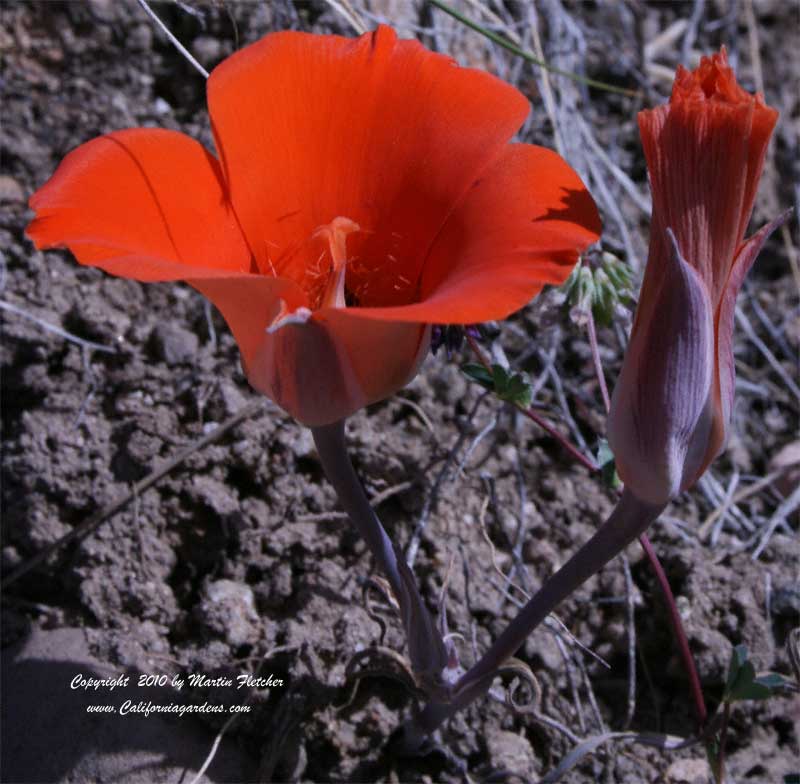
xmin=28 ymin=26 xmax=600 ymax=426
xmin=608 ymin=48 xmax=787 ymax=504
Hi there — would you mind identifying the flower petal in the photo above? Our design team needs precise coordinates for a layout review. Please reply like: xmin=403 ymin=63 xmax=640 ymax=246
xmin=207 ymin=25 xmax=530 ymax=306
xmin=638 ymin=52 xmax=778 ymax=308
xmin=190 ymin=276 xmax=307 ymax=373
xmin=318 ymin=143 xmax=600 ymax=324
xmin=27 ymin=128 xmax=253 ymax=280
xmin=670 ymin=48 xmax=779 ymax=245
xmin=702 ymin=207 xmax=794 ymax=471
xmin=245 ymin=310 xmax=429 ymax=426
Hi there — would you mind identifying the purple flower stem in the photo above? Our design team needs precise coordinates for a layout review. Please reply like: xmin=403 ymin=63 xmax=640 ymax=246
xmin=638 ymin=533 xmax=708 ymax=727
xmin=312 ymin=421 xmax=448 ymax=685
xmin=400 ymin=489 xmax=664 ymax=748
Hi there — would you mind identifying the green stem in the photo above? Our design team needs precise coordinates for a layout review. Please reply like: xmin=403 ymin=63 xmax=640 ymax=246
xmin=712 ymin=701 xmax=732 ymax=783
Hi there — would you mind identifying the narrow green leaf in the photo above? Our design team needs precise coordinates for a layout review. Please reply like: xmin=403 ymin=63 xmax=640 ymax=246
xmin=724 ymin=644 xmax=748 ymax=696
xmin=753 ymin=673 xmax=790 ymax=691
xmin=462 ymin=362 xmax=494 ymax=390
xmin=429 ymin=0 xmax=639 ymax=97
xmin=730 ymin=679 xmax=772 ymax=702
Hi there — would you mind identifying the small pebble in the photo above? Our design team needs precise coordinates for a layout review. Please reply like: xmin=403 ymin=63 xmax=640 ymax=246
xmin=149 ymin=322 xmax=199 ymax=365
xmin=192 ymin=36 xmax=223 ymax=66
xmin=0 ymin=175 xmax=25 ymax=202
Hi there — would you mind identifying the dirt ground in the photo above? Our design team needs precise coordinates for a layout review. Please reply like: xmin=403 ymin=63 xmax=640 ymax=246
xmin=1 ymin=1 xmax=798 ymax=782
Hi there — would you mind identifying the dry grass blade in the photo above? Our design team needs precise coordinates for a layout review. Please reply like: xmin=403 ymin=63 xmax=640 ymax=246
xmin=751 ymin=482 xmax=800 ymax=560
xmin=538 ymin=730 xmax=697 ymax=784
xmin=697 ymin=469 xmax=786 ymax=539
xmin=136 ymin=0 xmax=209 ymax=78
xmin=429 ymin=0 xmax=639 ymax=97
xmin=0 ymin=299 xmax=117 ymax=354
xmin=323 ymin=0 xmax=368 ymax=34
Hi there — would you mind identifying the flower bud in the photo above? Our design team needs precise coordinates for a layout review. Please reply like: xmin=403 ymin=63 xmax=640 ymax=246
xmin=608 ymin=48 xmax=788 ymax=505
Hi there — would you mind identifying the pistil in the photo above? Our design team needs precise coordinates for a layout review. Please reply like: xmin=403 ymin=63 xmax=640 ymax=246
xmin=314 ymin=216 xmax=360 ymax=309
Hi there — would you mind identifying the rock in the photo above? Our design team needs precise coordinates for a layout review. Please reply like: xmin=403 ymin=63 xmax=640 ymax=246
xmin=197 ymin=580 xmax=259 ymax=648
xmin=290 ymin=427 xmax=315 ymax=459
xmin=2 ymin=545 xmax=21 ymax=570
xmin=216 ymin=380 xmax=247 ymax=418
xmin=149 ymin=322 xmax=199 ymax=365
xmin=126 ymin=23 xmax=152 ymax=52
xmin=485 ymin=728 xmax=537 ymax=779
xmin=191 ymin=475 xmax=239 ymax=517
xmin=0 ymin=175 xmax=25 ymax=202
xmin=666 ymin=757 xmax=711 ymax=783
xmin=685 ymin=625 xmax=733 ymax=683
xmin=0 ymin=627 xmax=255 ymax=782
xmin=153 ymin=96 xmax=172 ymax=116
xmin=192 ymin=36 xmax=223 ymax=66
xmin=87 ymin=0 xmax=117 ymax=23
xmin=771 ymin=583 xmax=800 ymax=617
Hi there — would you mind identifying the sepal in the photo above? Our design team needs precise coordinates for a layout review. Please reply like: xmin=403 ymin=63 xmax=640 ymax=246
xmin=608 ymin=229 xmax=715 ymax=504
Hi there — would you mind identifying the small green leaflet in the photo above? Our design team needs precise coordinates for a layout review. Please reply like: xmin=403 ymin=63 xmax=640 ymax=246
xmin=462 ymin=363 xmax=533 ymax=408
xmin=724 ymin=644 xmax=790 ymax=702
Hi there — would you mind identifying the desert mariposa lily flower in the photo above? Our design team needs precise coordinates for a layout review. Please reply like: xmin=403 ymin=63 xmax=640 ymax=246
xmin=401 ymin=48 xmax=790 ymax=748
xmin=28 ymin=25 xmax=600 ymax=428
xmin=27 ymin=26 xmax=600 ymax=698
xmin=608 ymin=47 xmax=790 ymax=505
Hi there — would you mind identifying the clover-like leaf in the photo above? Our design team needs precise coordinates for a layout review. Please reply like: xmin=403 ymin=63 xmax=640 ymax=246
xmin=492 ymin=365 xmax=532 ymax=408
xmin=725 ymin=644 xmax=748 ymax=693
xmin=724 ymin=644 xmax=790 ymax=702
xmin=461 ymin=363 xmax=533 ymax=408
xmin=462 ymin=362 xmax=495 ymax=390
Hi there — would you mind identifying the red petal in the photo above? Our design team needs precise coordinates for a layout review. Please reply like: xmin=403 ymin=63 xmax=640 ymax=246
xmin=245 ymin=310 xmax=429 ymax=426
xmin=27 ymin=128 xmax=253 ymax=280
xmin=639 ymin=50 xmax=778 ymax=308
xmin=207 ymin=25 xmax=530 ymax=306
xmin=319 ymin=143 xmax=600 ymax=323
xmin=702 ymin=208 xmax=794 ymax=471
xmin=190 ymin=276 xmax=307 ymax=372
xmin=673 ymin=48 xmax=778 ymax=244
